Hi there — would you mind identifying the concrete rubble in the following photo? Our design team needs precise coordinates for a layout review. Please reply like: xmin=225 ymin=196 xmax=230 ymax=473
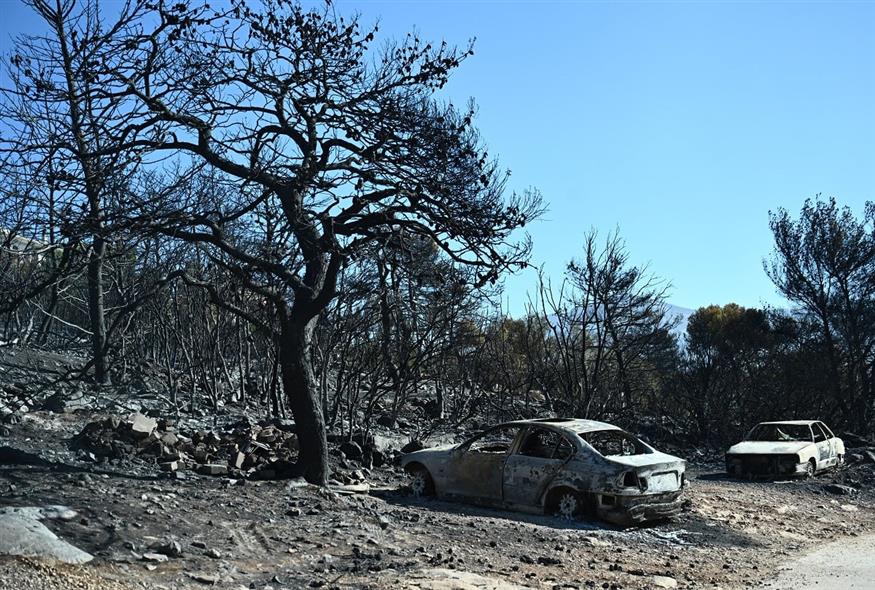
xmin=69 ymin=412 xmax=394 ymax=485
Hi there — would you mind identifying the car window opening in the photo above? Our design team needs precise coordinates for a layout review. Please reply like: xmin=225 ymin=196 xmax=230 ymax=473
xmin=518 ymin=429 xmax=574 ymax=460
xmin=580 ymin=430 xmax=652 ymax=456
xmin=467 ymin=426 xmax=519 ymax=454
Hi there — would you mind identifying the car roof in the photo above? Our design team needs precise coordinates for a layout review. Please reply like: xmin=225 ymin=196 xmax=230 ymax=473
xmin=499 ymin=418 xmax=622 ymax=434
xmin=757 ymin=420 xmax=819 ymax=426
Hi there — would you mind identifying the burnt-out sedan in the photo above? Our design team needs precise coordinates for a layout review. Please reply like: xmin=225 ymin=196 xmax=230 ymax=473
xmin=400 ymin=418 xmax=686 ymax=526
xmin=725 ymin=420 xmax=845 ymax=478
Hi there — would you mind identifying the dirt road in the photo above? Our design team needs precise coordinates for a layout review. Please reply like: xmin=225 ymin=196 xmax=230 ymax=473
xmin=763 ymin=533 xmax=875 ymax=589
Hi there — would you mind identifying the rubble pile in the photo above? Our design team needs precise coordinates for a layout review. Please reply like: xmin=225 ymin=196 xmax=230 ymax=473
xmin=71 ymin=413 xmax=396 ymax=484
xmin=0 ymin=382 xmax=34 ymax=428
xmin=72 ymin=413 xmax=302 ymax=479
xmin=837 ymin=439 xmax=875 ymax=488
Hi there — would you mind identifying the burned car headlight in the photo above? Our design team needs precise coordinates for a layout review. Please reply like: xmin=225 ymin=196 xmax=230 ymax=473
xmin=619 ymin=471 xmax=645 ymax=489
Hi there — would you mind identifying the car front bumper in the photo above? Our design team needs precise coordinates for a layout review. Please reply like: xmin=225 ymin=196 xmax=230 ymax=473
xmin=725 ymin=454 xmax=806 ymax=477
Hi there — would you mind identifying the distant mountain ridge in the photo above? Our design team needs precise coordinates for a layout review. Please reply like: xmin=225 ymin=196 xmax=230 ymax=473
xmin=665 ymin=304 xmax=695 ymax=337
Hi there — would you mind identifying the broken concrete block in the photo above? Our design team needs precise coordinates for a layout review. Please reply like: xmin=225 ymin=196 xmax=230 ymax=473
xmin=159 ymin=461 xmax=179 ymax=472
xmin=192 ymin=446 xmax=210 ymax=463
xmin=160 ymin=433 xmax=178 ymax=447
xmin=257 ymin=428 xmax=278 ymax=443
xmin=198 ymin=464 xmax=228 ymax=476
xmin=129 ymin=413 xmax=157 ymax=438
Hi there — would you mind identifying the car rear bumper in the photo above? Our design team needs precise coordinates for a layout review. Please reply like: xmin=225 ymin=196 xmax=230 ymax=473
xmin=596 ymin=491 xmax=684 ymax=526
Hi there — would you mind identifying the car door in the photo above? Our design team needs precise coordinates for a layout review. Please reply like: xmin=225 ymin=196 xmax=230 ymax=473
xmin=445 ymin=425 xmax=522 ymax=504
xmin=502 ymin=427 xmax=574 ymax=508
xmin=815 ymin=422 xmax=837 ymax=465
xmin=812 ymin=423 xmax=833 ymax=466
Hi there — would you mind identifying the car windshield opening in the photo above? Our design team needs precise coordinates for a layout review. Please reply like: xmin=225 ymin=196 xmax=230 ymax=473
xmin=580 ymin=430 xmax=651 ymax=457
xmin=746 ymin=424 xmax=812 ymax=442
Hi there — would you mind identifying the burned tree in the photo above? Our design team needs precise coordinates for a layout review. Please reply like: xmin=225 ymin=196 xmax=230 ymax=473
xmin=115 ymin=0 xmax=541 ymax=484
xmin=529 ymin=229 xmax=675 ymax=420
xmin=0 ymin=0 xmax=153 ymax=381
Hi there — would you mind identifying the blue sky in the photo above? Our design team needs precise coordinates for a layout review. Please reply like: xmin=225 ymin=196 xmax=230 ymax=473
xmin=3 ymin=0 xmax=874 ymax=315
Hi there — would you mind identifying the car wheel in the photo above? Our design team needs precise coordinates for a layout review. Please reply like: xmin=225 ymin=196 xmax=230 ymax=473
xmin=409 ymin=466 xmax=435 ymax=498
xmin=556 ymin=490 xmax=583 ymax=520
xmin=805 ymin=459 xmax=816 ymax=478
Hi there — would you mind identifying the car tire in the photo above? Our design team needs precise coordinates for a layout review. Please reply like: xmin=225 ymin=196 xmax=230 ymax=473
xmin=805 ymin=459 xmax=816 ymax=478
xmin=408 ymin=465 xmax=435 ymax=498
xmin=554 ymin=489 xmax=586 ymax=520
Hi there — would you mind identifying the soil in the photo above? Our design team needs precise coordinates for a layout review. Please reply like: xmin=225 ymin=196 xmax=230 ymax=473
xmin=2 ymin=408 xmax=875 ymax=590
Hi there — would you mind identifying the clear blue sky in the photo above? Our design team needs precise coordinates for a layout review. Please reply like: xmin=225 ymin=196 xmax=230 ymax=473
xmin=3 ymin=0 xmax=874 ymax=315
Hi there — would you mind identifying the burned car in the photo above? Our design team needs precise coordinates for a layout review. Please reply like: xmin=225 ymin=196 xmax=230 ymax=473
xmin=725 ymin=420 xmax=845 ymax=478
xmin=400 ymin=418 xmax=686 ymax=526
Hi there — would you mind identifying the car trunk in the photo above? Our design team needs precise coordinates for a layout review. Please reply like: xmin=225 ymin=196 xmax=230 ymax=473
xmin=608 ymin=454 xmax=686 ymax=493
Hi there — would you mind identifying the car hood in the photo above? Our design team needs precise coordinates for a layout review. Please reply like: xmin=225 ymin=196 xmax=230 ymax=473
xmin=726 ymin=441 xmax=812 ymax=455
xmin=399 ymin=444 xmax=458 ymax=464
xmin=604 ymin=451 xmax=685 ymax=470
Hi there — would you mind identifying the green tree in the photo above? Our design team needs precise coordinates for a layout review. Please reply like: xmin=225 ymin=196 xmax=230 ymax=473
xmin=766 ymin=197 xmax=875 ymax=431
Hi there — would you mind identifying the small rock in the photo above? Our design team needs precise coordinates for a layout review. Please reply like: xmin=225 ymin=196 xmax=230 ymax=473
xmin=150 ymin=539 xmax=183 ymax=557
xmin=339 ymin=441 xmax=363 ymax=461
xmin=824 ymin=484 xmax=856 ymax=495
xmin=189 ymin=573 xmax=219 ymax=585
xmin=376 ymin=415 xmax=396 ymax=428
xmin=651 ymin=575 xmax=678 ymax=589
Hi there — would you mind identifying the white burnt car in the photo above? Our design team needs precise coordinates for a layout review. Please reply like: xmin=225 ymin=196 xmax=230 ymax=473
xmin=725 ymin=420 xmax=845 ymax=478
xmin=400 ymin=418 xmax=686 ymax=526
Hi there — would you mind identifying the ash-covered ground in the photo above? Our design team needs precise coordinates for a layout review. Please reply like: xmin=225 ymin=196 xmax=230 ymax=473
xmin=2 ymin=347 xmax=875 ymax=590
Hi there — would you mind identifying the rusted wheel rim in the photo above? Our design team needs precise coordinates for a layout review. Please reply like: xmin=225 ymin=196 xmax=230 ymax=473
xmin=410 ymin=470 xmax=428 ymax=497
xmin=806 ymin=461 xmax=816 ymax=478
xmin=557 ymin=492 xmax=578 ymax=519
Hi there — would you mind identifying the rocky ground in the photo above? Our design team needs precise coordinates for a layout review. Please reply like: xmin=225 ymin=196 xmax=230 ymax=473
xmin=3 ymin=348 xmax=875 ymax=589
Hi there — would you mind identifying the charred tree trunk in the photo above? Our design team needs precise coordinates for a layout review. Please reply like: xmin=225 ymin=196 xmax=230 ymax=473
xmin=88 ymin=234 xmax=108 ymax=383
xmin=279 ymin=314 xmax=328 ymax=485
